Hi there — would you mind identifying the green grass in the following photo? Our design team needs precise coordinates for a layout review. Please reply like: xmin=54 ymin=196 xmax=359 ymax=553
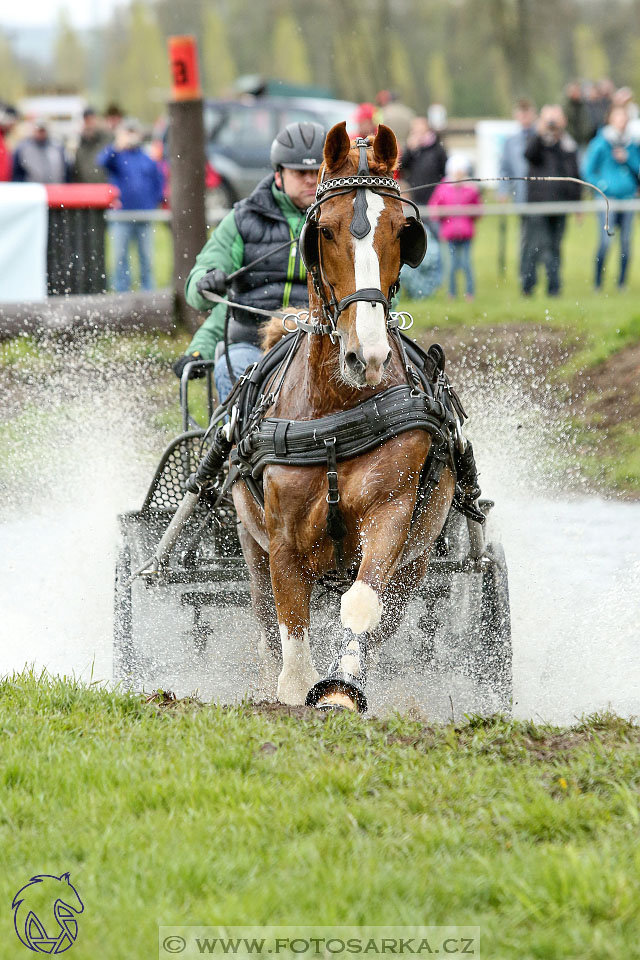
xmin=1 ymin=673 xmax=639 ymax=960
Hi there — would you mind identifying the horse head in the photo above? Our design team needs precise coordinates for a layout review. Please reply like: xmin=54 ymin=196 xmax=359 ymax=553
xmin=301 ymin=121 xmax=426 ymax=388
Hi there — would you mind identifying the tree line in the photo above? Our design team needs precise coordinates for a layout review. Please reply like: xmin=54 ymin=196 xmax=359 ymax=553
xmin=3 ymin=0 xmax=640 ymax=122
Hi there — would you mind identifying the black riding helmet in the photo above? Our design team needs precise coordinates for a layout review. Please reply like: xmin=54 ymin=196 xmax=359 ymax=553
xmin=270 ymin=121 xmax=325 ymax=170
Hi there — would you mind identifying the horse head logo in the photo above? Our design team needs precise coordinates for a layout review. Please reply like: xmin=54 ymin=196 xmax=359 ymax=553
xmin=12 ymin=873 xmax=84 ymax=954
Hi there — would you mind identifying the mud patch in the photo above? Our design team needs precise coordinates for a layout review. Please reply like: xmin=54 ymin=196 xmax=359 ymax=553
xmin=417 ymin=323 xmax=572 ymax=390
xmin=572 ymin=339 xmax=640 ymax=430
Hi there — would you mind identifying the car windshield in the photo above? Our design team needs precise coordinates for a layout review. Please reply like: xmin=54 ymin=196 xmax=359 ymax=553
xmin=215 ymin=106 xmax=273 ymax=147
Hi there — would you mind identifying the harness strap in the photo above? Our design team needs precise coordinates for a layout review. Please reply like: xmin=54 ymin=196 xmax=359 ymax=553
xmin=324 ymin=437 xmax=348 ymax=574
xmin=350 ymin=138 xmax=372 ymax=239
xmin=230 ymin=384 xmax=453 ymax=482
xmin=294 ymin=311 xmax=405 ymax=337
xmin=337 ymin=287 xmax=390 ymax=313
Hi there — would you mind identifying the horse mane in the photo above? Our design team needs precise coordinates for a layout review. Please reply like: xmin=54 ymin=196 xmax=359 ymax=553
xmin=260 ymin=313 xmax=290 ymax=352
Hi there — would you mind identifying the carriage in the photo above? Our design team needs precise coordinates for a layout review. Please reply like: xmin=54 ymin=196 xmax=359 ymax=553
xmin=113 ymin=360 xmax=512 ymax=718
xmin=113 ymin=123 xmax=512 ymax=718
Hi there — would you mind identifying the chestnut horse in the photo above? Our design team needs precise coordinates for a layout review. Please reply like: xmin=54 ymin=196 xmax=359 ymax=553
xmin=232 ymin=122 xmax=456 ymax=709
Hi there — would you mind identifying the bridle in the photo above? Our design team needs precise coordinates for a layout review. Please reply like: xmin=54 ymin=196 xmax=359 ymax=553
xmin=297 ymin=137 xmax=427 ymax=342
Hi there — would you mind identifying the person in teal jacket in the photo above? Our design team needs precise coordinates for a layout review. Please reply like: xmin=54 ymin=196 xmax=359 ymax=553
xmin=582 ymin=105 xmax=640 ymax=289
xmin=174 ymin=121 xmax=326 ymax=400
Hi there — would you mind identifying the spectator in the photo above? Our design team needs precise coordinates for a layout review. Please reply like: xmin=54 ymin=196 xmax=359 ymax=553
xmin=612 ymin=86 xmax=639 ymax=121
xmin=429 ymin=153 xmax=482 ymax=300
xmin=399 ymin=116 xmax=447 ymax=205
xmin=12 ymin=118 xmax=70 ymax=183
xmin=522 ymin=105 xmax=581 ymax=297
xmin=586 ymin=79 xmax=614 ymax=133
xmin=564 ymin=82 xmax=596 ymax=153
xmin=376 ymin=90 xmax=415 ymax=151
xmin=0 ymin=105 xmax=15 ymax=181
xmin=498 ymin=98 xmax=537 ymax=202
xmin=353 ymin=103 xmax=378 ymax=139
xmin=104 ymin=103 xmax=124 ymax=136
xmin=583 ymin=104 xmax=640 ymax=289
xmin=72 ymin=108 xmax=111 ymax=183
xmin=97 ymin=118 xmax=164 ymax=292
xmin=427 ymin=103 xmax=448 ymax=134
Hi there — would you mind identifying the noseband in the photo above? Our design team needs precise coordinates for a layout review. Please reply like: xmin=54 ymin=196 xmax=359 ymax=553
xmin=298 ymin=138 xmax=427 ymax=340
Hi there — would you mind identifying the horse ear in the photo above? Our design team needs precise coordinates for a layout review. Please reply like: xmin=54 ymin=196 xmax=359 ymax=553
xmin=324 ymin=121 xmax=351 ymax=171
xmin=372 ymin=124 xmax=398 ymax=171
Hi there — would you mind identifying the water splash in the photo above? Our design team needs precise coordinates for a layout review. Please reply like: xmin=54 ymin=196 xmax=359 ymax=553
xmin=1 ymin=337 xmax=639 ymax=722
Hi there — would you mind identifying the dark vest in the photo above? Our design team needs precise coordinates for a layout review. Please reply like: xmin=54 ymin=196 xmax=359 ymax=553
xmin=228 ymin=176 xmax=309 ymax=345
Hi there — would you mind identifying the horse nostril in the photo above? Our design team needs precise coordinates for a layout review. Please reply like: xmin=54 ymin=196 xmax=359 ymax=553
xmin=345 ymin=350 xmax=365 ymax=373
xmin=383 ymin=349 xmax=392 ymax=369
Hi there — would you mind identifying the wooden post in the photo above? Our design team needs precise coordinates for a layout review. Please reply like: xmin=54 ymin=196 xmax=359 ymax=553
xmin=168 ymin=35 xmax=207 ymax=334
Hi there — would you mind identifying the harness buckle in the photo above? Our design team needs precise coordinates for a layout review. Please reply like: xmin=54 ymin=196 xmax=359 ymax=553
xmin=282 ymin=313 xmax=300 ymax=333
xmin=222 ymin=404 xmax=239 ymax=441
xmin=390 ymin=311 xmax=414 ymax=331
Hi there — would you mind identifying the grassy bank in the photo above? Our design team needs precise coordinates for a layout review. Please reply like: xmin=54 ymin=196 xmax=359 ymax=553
xmin=1 ymin=674 xmax=638 ymax=960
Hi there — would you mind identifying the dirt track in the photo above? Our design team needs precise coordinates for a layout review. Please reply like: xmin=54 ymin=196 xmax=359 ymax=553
xmin=417 ymin=323 xmax=640 ymax=496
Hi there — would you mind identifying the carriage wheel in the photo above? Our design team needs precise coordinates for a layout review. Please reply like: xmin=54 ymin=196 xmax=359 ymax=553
xmin=113 ymin=545 xmax=135 ymax=684
xmin=475 ymin=541 xmax=512 ymax=711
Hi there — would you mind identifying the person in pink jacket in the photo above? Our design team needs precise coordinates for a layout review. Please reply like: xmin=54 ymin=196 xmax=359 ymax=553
xmin=428 ymin=153 xmax=482 ymax=300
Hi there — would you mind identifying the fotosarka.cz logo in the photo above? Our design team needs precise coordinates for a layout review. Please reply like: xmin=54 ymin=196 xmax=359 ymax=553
xmin=158 ymin=926 xmax=481 ymax=958
xmin=12 ymin=873 xmax=84 ymax=954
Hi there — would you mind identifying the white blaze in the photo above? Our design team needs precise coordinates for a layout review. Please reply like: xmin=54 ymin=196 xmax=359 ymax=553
xmin=352 ymin=190 xmax=389 ymax=367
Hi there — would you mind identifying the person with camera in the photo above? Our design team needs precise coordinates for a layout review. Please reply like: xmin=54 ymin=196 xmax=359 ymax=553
xmin=583 ymin=104 xmax=640 ymax=290
xmin=521 ymin=105 xmax=581 ymax=297
xmin=173 ymin=121 xmax=325 ymax=401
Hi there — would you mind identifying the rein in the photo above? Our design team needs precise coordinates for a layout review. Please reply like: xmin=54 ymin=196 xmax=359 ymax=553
xmin=403 ymin=175 xmax=614 ymax=235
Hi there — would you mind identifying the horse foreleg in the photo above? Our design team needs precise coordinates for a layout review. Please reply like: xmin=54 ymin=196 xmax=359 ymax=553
xmin=237 ymin=525 xmax=281 ymax=696
xmin=341 ymin=475 xmax=454 ymax=638
xmin=368 ymin=551 xmax=434 ymax=662
xmin=269 ymin=547 xmax=320 ymax=705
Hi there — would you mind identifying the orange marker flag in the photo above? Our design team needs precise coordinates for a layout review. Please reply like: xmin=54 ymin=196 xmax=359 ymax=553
xmin=168 ymin=36 xmax=202 ymax=101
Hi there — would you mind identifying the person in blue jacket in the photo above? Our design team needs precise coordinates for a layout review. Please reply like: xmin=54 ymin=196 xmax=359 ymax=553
xmin=583 ymin=105 xmax=640 ymax=289
xmin=97 ymin=118 xmax=163 ymax=291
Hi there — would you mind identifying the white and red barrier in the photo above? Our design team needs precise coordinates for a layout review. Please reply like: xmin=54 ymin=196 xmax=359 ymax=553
xmin=0 ymin=183 xmax=118 ymax=302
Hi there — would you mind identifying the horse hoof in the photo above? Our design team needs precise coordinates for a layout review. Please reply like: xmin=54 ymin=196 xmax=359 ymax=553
xmin=306 ymin=679 xmax=367 ymax=713
xmin=315 ymin=690 xmax=358 ymax=712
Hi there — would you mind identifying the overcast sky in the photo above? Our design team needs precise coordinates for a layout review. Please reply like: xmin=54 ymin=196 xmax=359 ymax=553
xmin=5 ymin=0 xmax=123 ymax=29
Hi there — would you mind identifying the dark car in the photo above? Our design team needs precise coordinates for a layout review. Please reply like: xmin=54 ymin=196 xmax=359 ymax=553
xmin=203 ymin=95 xmax=358 ymax=208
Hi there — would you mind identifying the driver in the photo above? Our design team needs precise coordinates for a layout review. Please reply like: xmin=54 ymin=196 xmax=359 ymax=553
xmin=173 ymin=121 xmax=326 ymax=400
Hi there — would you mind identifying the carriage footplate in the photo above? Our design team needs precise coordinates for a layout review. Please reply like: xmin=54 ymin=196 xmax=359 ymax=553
xmin=306 ymin=629 xmax=368 ymax=713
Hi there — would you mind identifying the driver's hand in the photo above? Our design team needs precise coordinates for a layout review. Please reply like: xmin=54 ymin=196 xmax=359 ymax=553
xmin=172 ymin=353 xmax=207 ymax=379
xmin=196 ymin=269 xmax=229 ymax=297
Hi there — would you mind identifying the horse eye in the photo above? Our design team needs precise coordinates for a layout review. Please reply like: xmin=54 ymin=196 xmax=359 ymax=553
xmin=321 ymin=227 xmax=333 ymax=240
